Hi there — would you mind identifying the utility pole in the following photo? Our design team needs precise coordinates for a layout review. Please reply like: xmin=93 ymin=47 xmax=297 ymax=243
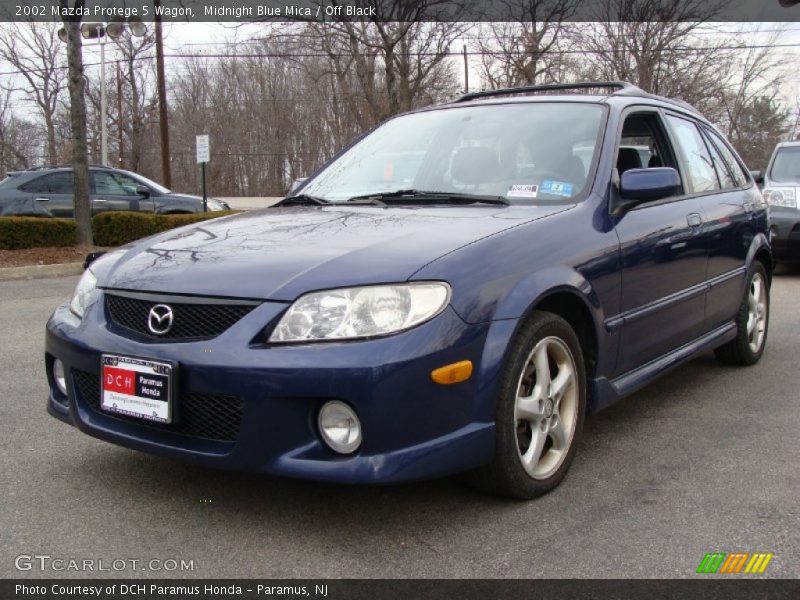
xmin=154 ymin=0 xmax=171 ymax=188
xmin=116 ymin=61 xmax=123 ymax=165
xmin=99 ymin=27 xmax=107 ymax=166
xmin=463 ymin=43 xmax=469 ymax=94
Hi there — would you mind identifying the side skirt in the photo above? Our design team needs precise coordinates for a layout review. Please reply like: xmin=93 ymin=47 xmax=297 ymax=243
xmin=588 ymin=322 xmax=737 ymax=413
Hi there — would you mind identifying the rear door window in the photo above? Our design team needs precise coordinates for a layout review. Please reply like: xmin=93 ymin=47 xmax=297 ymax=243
xmin=665 ymin=115 xmax=720 ymax=193
xmin=20 ymin=172 xmax=73 ymax=194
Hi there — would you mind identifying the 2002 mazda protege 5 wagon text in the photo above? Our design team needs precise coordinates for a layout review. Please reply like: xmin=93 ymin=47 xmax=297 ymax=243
xmin=45 ymin=82 xmax=771 ymax=499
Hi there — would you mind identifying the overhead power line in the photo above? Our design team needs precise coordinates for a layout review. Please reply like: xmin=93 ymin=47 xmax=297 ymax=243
xmin=3 ymin=42 xmax=800 ymax=77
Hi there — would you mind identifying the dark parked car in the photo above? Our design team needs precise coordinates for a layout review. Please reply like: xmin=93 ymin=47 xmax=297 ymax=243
xmin=0 ymin=165 xmax=229 ymax=217
xmin=760 ymin=141 xmax=800 ymax=262
xmin=45 ymin=82 xmax=770 ymax=499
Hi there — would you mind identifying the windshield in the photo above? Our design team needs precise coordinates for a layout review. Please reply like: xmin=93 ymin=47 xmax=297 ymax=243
xmin=770 ymin=146 xmax=800 ymax=183
xmin=124 ymin=170 xmax=171 ymax=194
xmin=302 ymin=102 xmax=606 ymax=204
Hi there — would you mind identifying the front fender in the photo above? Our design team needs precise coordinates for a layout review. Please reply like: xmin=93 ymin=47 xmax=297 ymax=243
xmin=491 ymin=265 xmax=603 ymax=321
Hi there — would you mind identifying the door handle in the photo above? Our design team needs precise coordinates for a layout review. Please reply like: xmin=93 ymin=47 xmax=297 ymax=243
xmin=93 ymin=198 xmax=108 ymax=203
xmin=34 ymin=197 xmax=50 ymax=202
xmin=686 ymin=213 xmax=703 ymax=228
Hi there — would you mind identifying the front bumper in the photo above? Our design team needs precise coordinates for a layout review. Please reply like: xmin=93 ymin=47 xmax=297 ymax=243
xmin=45 ymin=294 xmax=505 ymax=484
xmin=769 ymin=206 xmax=800 ymax=261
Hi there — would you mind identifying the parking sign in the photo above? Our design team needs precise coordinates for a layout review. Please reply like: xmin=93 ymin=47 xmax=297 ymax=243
xmin=196 ymin=134 xmax=210 ymax=163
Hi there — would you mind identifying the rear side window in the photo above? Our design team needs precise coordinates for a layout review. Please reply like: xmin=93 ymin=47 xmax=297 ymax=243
xmin=21 ymin=172 xmax=73 ymax=194
xmin=666 ymin=115 xmax=720 ymax=193
xmin=703 ymin=128 xmax=748 ymax=188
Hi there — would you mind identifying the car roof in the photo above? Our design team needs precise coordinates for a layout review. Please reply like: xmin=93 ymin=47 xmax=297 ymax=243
xmin=775 ymin=141 xmax=800 ymax=148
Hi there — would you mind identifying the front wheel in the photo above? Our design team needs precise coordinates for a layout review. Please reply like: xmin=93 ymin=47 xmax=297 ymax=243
xmin=714 ymin=262 xmax=769 ymax=366
xmin=469 ymin=312 xmax=586 ymax=499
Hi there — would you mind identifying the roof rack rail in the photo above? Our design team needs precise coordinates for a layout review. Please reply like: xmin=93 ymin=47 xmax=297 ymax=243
xmin=455 ymin=81 xmax=643 ymax=103
xmin=27 ymin=164 xmax=114 ymax=171
xmin=455 ymin=80 xmax=701 ymax=114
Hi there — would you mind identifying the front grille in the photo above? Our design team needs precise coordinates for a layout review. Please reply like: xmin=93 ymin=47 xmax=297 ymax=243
xmin=105 ymin=293 xmax=257 ymax=341
xmin=73 ymin=370 xmax=243 ymax=443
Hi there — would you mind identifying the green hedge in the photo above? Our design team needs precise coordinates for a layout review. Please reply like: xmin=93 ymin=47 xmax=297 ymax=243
xmin=0 ymin=217 xmax=77 ymax=250
xmin=91 ymin=211 xmax=240 ymax=247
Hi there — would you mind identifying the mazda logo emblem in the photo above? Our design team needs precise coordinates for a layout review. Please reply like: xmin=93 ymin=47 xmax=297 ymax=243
xmin=148 ymin=304 xmax=174 ymax=335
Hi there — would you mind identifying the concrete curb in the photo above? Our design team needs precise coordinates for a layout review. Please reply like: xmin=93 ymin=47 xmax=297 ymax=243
xmin=0 ymin=262 xmax=83 ymax=282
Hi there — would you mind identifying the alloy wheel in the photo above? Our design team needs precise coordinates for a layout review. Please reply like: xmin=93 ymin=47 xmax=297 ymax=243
xmin=746 ymin=272 xmax=767 ymax=354
xmin=514 ymin=336 xmax=579 ymax=480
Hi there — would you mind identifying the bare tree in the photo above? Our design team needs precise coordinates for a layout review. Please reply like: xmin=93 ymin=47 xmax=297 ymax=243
xmin=307 ymin=1 xmax=465 ymax=124
xmin=476 ymin=0 xmax=579 ymax=88
xmin=574 ymin=1 xmax=728 ymax=107
xmin=0 ymin=22 xmax=67 ymax=164
xmin=718 ymin=29 xmax=788 ymax=166
xmin=0 ymin=89 xmax=36 ymax=173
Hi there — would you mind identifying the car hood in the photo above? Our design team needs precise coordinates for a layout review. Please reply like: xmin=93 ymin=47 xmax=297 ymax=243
xmin=102 ymin=205 xmax=569 ymax=300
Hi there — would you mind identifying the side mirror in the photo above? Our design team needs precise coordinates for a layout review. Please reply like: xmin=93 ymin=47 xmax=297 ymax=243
xmin=750 ymin=170 xmax=764 ymax=185
xmin=620 ymin=167 xmax=681 ymax=203
xmin=135 ymin=184 xmax=151 ymax=198
xmin=288 ymin=177 xmax=307 ymax=194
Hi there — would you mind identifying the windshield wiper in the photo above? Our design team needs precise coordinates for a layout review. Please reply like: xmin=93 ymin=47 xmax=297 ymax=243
xmin=346 ymin=189 xmax=509 ymax=206
xmin=274 ymin=194 xmax=331 ymax=207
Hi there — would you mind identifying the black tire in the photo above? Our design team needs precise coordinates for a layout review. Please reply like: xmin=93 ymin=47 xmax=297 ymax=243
xmin=468 ymin=311 xmax=587 ymax=500
xmin=714 ymin=262 xmax=769 ymax=366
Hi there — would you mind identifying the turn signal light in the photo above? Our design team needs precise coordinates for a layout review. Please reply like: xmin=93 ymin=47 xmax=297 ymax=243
xmin=431 ymin=360 xmax=473 ymax=385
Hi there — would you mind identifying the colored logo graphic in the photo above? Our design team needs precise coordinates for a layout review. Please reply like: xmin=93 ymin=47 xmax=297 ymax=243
xmin=696 ymin=552 xmax=774 ymax=574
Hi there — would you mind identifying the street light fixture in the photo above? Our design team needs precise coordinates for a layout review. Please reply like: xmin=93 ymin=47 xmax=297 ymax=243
xmin=58 ymin=19 xmax=146 ymax=167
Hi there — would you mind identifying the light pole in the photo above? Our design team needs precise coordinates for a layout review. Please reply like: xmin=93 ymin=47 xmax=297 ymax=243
xmin=59 ymin=20 xmax=146 ymax=167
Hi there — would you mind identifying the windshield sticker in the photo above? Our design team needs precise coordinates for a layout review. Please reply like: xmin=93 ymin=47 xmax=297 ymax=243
xmin=507 ymin=184 xmax=539 ymax=198
xmin=541 ymin=180 xmax=574 ymax=197
xmin=542 ymin=179 xmax=572 ymax=198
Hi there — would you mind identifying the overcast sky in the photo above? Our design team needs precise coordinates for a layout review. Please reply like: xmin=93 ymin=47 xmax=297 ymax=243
xmin=3 ymin=21 xmax=800 ymax=127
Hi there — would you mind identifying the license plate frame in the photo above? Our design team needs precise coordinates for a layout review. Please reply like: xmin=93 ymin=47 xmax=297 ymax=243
xmin=100 ymin=354 xmax=175 ymax=424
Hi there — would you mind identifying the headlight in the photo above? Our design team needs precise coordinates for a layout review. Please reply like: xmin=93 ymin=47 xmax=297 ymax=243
xmin=763 ymin=187 xmax=796 ymax=208
xmin=207 ymin=198 xmax=227 ymax=211
xmin=69 ymin=269 xmax=97 ymax=319
xmin=270 ymin=282 xmax=451 ymax=343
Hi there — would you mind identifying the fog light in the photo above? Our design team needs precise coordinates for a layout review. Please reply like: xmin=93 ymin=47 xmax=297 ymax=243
xmin=318 ymin=401 xmax=361 ymax=454
xmin=53 ymin=359 xmax=67 ymax=396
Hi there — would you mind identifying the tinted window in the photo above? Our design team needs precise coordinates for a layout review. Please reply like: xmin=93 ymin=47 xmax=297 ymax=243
xmin=21 ymin=172 xmax=73 ymax=194
xmin=769 ymin=146 xmax=800 ymax=183
xmin=303 ymin=103 xmax=607 ymax=204
xmin=666 ymin=115 xmax=720 ymax=193
xmin=703 ymin=128 xmax=748 ymax=187
xmin=20 ymin=175 xmax=49 ymax=193
xmin=93 ymin=171 xmax=140 ymax=196
xmin=703 ymin=134 xmax=737 ymax=189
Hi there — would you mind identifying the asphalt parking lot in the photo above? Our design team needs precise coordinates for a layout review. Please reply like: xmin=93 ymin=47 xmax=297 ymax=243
xmin=1 ymin=272 xmax=798 ymax=579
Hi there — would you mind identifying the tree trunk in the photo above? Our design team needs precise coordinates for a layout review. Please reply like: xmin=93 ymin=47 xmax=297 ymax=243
xmin=62 ymin=15 xmax=92 ymax=245
xmin=45 ymin=113 xmax=57 ymax=165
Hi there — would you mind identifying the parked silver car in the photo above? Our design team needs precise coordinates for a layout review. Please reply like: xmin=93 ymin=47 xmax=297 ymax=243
xmin=760 ymin=141 xmax=800 ymax=262
xmin=0 ymin=165 xmax=229 ymax=217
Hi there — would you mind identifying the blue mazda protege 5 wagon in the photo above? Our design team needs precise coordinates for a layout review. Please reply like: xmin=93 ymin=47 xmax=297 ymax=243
xmin=45 ymin=82 xmax=771 ymax=499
